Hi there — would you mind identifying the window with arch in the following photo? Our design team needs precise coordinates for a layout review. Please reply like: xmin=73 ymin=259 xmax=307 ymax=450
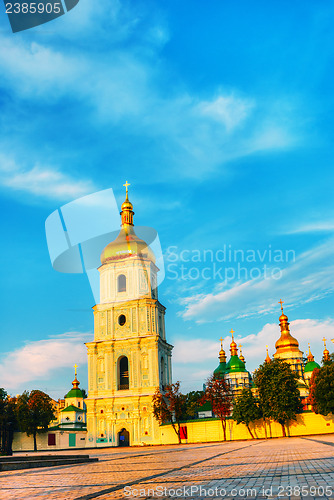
xmin=118 ymin=356 xmax=129 ymax=390
xmin=160 ymin=356 xmax=166 ymax=389
xmin=118 ymin=274 xmax=126 ymax=293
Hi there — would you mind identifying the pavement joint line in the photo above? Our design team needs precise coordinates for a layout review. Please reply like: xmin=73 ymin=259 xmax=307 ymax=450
xmin=302 ymin=437 xmax=334 ymax=448
xmin=72 ymin=441 xmax=265 ymax=500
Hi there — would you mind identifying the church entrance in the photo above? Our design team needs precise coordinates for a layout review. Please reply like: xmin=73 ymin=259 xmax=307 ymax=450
xmin=118 ymin=428 xmax=130 ymax=447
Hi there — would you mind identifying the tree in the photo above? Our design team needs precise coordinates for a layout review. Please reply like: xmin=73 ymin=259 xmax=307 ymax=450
xmin=183 ymin=391 xmax=204 ymax=420
xmin=308 ymin=364 xmax=334 ymax=416
xmin=0 ymin=389 xmax=16 ymax=456
xmin=152 ymin=382 xmax=186 ymax=444
xmin=254 ymin=358 xmax=302 ymax=437
xmin=201 ymin=374 xmax=232 ymax=441
xmin=16 ymin=390 xmax=55 ymax=451
xmin=232 ymin=388 xmax=262 ymax=439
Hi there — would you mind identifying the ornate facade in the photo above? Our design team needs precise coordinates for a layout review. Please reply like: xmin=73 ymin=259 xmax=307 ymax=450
xmin=85 ymin=184 xmax=173 ymax=446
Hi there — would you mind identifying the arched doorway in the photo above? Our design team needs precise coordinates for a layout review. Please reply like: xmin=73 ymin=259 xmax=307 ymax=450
xmin=118 ymin=428 xmax=130 ymax=447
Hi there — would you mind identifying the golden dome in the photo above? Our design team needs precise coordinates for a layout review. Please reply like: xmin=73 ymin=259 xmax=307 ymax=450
xmin=323 ymin=338 xmax=330 ymax=361
xmin=229 ymin=329 xmax=238 ymax=356
xmin=219 ymin=337 xmax=226 ymax=363
xmin=275 ymin=300 xmax=300 ymax=354
xmin=239 ymin=344 xmax=245 ymax=364
xmin=100 ymin=182 xmax=155 ymax=265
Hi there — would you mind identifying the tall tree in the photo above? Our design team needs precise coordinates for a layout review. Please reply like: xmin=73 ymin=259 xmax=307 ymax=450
xmin=254 ymin=358 xmax=302 ymax=437
xmin=183 ymin=391 xmax=204 ymax=420
xmin=152 ymin=382 xmax=186 ymax=444
xmin=0 ymin=389 xmax=16 ymax=456
xmin=201 ymin=374 xmax=232 ymax=441
xmin=308 ymin=363 xmax=334 ymax=416
xmin=16 ymin=390 xmax=55 ymax=451
xmin=232 ymin=388 xmax=262 ymax=439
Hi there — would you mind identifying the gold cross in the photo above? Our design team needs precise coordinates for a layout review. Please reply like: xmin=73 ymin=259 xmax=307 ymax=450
xmin=230 ymin=328 xmax=235 ymax=340
xmin=239 ymin=344 xmax=242 ymax=349
xmin=74 ymin=364 xmax=78 ymax=376
xmin=219 ymin=337 xmax=224 ymax=347
xmin=123 ymin=181 xmax=130 ymax=195
xmin=278 ymin=299 xmax=284 ymax=311
xmin=323 ymin=337 xmax=327 ymax=347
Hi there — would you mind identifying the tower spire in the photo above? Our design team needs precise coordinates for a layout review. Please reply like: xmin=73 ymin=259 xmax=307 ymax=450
xmin=121 ymin=181 xmax=134 ymax=226
xmin=307 ymin=343 xmax=314 ymax=362
xmin=265 ymin=345 xmax=271 ymax=363
xmin=72 ymin=364 xmax=80 ymax=389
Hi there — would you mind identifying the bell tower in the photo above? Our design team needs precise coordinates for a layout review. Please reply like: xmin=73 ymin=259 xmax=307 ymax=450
xmin=85 ymin=183 xmax=173 ymax=446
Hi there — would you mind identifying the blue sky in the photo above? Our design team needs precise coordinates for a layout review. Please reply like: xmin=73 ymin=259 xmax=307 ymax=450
xmin=0 ymin=0 xmax=333 ymax=397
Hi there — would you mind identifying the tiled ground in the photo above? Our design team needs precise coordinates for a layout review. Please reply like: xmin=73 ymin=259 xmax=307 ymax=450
xmin=1 ymin=435 xmax=334 ymax=499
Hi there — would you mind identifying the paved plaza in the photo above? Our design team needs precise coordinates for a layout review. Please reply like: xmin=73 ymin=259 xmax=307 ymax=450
xmin=1 ymin=435 xmax=334 ymax=499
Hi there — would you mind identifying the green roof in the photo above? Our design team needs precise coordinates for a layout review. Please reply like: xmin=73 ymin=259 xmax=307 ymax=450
xmin=61 ymin=404 xmax=85 ymax=413
xmin=226 ymin=355 xmax=247 ymax=373
xmin=214 ymin=361 xmax=226 ymax=377
xmin=304 ymin=360 xmax=320 ymax=373
xmin=65 ymin=388 xmax=83 ymax=398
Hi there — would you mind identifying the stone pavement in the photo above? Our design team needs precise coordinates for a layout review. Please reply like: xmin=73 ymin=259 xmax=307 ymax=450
xmin=1 ymin=434 xmax=334 ymax=499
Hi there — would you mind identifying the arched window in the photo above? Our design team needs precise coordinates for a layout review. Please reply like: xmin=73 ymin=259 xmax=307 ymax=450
xmin=118 ymin=274 xmax=126 ymax=293
xmin=160 ymin=356 xmax=165 ymax=389
xmin=118 ymin=356 xmax=129 ymax=390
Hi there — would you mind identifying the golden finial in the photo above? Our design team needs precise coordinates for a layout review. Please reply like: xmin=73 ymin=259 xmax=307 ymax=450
xmin=230 ymin=328 xmax=235 ymax=340
xmin=278 ymin=299 xmax=284 ymax=312
xmin=265 ymin=345 xmax=271 ymax=363
xmin=220 ymin=337 xmax=224 ymax=347
xmin=74 ymin=364 xmax=78 ymax=377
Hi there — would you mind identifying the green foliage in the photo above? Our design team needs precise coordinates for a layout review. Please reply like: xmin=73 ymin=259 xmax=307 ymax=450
xmin=232 ymin=388 xmax=262 ymax=438
xmin=309 ymin=363 xmax=334 ymax=416
xmin=0 ymin=389 xmax=17 ymax=455
xmin=183 ymin=391 xmax=204 ymax=420
xmin=16 ymin=390 xmax=55 ymax=451
xmin=152 ymin=382 xmax=186 ymax=443
xmin=201 ymin=374 xmax=232 ymax=441
xmin=253 ymin=358 xmax=302 ymax=436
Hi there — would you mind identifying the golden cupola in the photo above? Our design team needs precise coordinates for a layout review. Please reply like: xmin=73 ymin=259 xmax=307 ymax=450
xmin=239 ymin=344 xmax=245 ymax=364
xmin=274 ymin=300 xmax=300 ymax=354
xmin=323 ymin=338 xmax=330 ymax=361
xmin=100 ymin=182 xmax=155 ymax=264
xmin=219 ymin=337 xmax=226 ymax=363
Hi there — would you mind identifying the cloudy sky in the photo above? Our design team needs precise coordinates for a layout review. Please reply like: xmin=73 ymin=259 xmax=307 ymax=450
xmin=0 ymin=0 xmax=333 ymax=397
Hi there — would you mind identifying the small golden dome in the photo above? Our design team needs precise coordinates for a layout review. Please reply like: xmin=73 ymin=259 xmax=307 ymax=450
xmin=219 ymin=337 xmax=226 ymax=363
xmin=323 ymin=338 xmax=330 ymax=361
xmin=307 ymin=343 xmax=314 ymax=362
xmin=229 ymin=329 xmax=238 ymax=356
xmin=100 ymin=183 xmax=155 ymax=264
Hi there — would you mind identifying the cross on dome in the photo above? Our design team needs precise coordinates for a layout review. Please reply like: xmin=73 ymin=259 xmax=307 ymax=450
xmin=123 ymin=181 xmax=130 ymax=196
xmin=278 ymin=299 xmax=284 ymax=312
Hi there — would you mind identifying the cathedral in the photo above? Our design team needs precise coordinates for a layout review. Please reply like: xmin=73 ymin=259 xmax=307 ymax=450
xmin=85 ymin=183 xmax=173 ymax=447
xmin=213 ymin=300 xmax=323 ymax=401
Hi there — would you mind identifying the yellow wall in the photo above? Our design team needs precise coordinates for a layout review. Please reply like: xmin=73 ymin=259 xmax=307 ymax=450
xmin=12 ymin=430 xmax=88 ymax=452
xmin=160 ymin=412 xmax=334 ymax=444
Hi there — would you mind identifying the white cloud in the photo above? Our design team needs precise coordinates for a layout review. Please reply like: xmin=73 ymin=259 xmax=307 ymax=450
xmin=0 ymin=332 xmax=92 ymax=390
xmin=180 ymin=239 xmax=334 ymax=323
xmin=0 ymin=156 xmax=96 ymax=200
xmin=285 ymin=222 xmax=334 ymax=234
xmin=198 ymin=95 xmax=254 ymax=132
